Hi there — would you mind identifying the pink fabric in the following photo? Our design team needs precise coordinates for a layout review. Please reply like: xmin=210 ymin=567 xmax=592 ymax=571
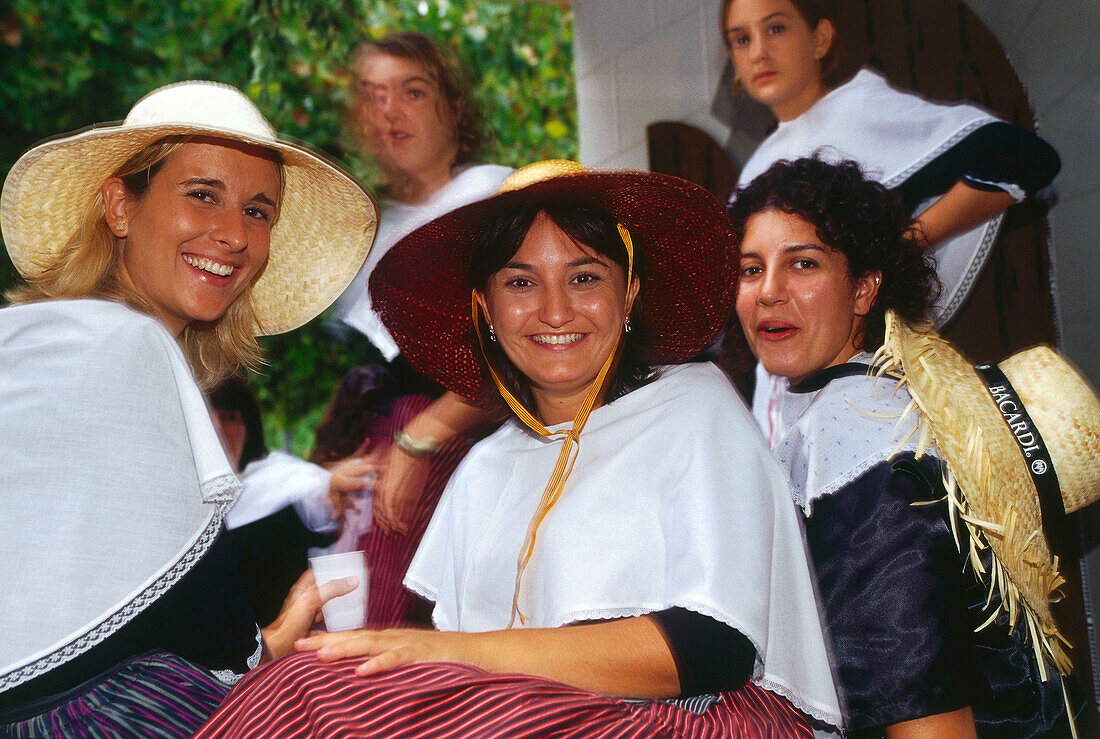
xmin=357 ymin=395 xmax=472 ymax=627
xmin=195 ymin=653 xmax=812 ymax=738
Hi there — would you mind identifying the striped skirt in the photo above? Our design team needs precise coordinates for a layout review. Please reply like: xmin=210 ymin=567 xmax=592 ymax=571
xmin=195 ymin=653 xmax=812 ymax=738
xmin=1 ymin=651 xmax=230 ymax=739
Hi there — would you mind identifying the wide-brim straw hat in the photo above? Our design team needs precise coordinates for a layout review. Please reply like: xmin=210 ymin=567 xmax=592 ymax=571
xmin=369 ymin=159 xmax=739 ymax=400
xmin=1 ymin=80 xmax=378 ymax=335
xmin=877 ymin=311 xmax=1100 ymax=677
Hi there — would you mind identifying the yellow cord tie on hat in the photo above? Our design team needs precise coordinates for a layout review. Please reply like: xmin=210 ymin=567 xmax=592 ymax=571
xmin=472 ymin=223 xmax=635 ymax=628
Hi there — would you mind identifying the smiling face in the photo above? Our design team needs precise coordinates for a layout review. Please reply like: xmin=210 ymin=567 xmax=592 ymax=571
xmin=105 ymin=139 xmax=280 ymax=336
xmin=352 ymin=51 xmax=459 ymax=196
xmin=724 ymin=0 xmax=834 ymax=121
xmin=736 ymin=209 xmax=879 ymax=384
xmin=477 ymin=212 xmax=639 ymax=425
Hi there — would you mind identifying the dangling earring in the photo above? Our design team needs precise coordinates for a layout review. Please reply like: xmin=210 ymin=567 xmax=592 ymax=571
xmin=114 ymin=219 xmax=127 ymax=234
xmin=488 ymin=324 xmax=497 ymax=342
xmin=624 ymin=317 xmax=632 ymax=333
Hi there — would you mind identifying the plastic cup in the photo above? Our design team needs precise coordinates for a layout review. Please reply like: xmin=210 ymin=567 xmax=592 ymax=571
xmin=309 ymin=550 xmax=368 ymax=631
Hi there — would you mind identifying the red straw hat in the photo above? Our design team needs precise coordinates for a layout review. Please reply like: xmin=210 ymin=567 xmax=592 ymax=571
xmin=369 ymin=160 xmax=739 ymax=400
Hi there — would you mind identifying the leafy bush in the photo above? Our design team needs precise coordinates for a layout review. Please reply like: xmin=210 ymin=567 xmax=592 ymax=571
xmin=0 ymin=0 xmax=576 ymax=452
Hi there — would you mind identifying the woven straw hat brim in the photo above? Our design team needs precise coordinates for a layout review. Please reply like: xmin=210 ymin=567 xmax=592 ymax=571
xmin=1001 ymin=346 xmax=1100 ymax=514
xmin=2 ymin=121 xmax=377 ymax=336
xmin=883 ymin=317 xmax=1056 ymax=625
xmin=369 ymin=167 xmax=738 ymax=400
xmin=878 ymin=313 xmax=1100 ymax=675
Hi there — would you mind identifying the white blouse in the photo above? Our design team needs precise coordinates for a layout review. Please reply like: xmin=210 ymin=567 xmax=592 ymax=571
xmin=406 ymin=362 xmax=843 ymax=728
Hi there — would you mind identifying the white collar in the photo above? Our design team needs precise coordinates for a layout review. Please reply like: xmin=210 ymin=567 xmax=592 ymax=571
xmin=772 ymin=354 xmax=929 ymax=515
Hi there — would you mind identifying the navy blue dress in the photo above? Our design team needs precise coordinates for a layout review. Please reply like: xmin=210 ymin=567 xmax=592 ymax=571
xmin=804 ymin=452 xmax=1080 ymax=737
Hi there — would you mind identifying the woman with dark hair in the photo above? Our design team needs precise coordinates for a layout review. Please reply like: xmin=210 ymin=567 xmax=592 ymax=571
xmin=729 ymin=156 xmax=1079 ymax=738
xmin=195 ymin=161 xmax=842 ymax=737
xmin=719 ymin=0 xmax=1060 ymax=440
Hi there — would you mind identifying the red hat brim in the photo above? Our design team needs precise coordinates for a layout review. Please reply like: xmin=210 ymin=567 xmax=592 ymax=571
xmin=370 ymin=169 xmax=738 ymax=400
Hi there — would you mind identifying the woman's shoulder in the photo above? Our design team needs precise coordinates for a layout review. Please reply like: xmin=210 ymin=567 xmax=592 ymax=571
xmin=630 ymin=362 xmax=747 ymax=416
xmin=431 ymin=163 xmax=513 ymax=208
xmin=0 ymin=298 xmax=189 ymax=399
xmin=449 ymin=163 xmax=513 ymax=189
xmin=2 ymin=297 xmax=166 ymax=335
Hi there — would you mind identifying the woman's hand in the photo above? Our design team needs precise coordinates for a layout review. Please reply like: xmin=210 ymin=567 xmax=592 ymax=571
xmin=261 ymin=570 xmax=358 ymax=662
xmin=296 ymin=617 xmax=679 ymax=699
xmin=326 ymin=446 xmax=376 ymax=520
xmin=371 ymin=444 xmax=430 ymax=535
xmin=297 ymin=628 xmax=477 ymax=677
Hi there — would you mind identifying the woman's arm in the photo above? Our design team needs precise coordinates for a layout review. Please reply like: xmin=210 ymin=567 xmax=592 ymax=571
xmin=886 ymin=707 xmax=978 ymax=739
xmin=297 ymin=615 xmax=681 ymax=698
xmin=373 ymin=391 xmax=491 ymax=534
xmin=900 ymin=121 xmax=1059 ymax=249
xmin=911 ymin=181 xmax=1015 ymax=248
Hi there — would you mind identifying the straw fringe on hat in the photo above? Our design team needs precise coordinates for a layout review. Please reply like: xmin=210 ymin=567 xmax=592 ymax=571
xmin=875 ymin=311 xmax=1100 ymax=679
xmin=1 ymin=80 xmax=378 ymax=335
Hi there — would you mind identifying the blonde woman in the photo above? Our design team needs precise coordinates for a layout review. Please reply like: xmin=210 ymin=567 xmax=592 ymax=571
xmin=0 ymin=80 xmax=376 ymax=737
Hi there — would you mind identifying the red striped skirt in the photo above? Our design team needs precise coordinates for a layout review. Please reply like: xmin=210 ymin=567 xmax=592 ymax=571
xmin=194 ymin=653 xmax=812 ymax=738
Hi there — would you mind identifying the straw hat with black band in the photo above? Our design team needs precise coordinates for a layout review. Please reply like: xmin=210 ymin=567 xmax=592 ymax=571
xmin=876 ymin=311 xmax=1100 ymax=681
xmin=370 ymin=159 xmax=739 ymax=624
xmin=1 ymin=80 xmax=378 ymax=335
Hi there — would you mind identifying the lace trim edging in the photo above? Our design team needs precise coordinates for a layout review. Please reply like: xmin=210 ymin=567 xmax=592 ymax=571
xmin=0 ymin=502 xmax=231 ymax=692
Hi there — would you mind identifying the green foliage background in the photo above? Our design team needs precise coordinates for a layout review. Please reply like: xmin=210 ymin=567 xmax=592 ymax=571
xmin=0 ymin=0 xmax=576 ymax=452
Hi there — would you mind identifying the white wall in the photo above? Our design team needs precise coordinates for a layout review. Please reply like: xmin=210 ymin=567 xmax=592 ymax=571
xmin=574 ymin=0 xmax=1098 ymax=383
xmin=574 ymin=0 xmax=1100 ymax=695
xmin=574 ymin=1 xmax=729 ymax=170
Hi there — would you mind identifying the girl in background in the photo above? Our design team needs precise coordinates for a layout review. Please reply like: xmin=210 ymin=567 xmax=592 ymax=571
xmin=719 ymin=0 xmax=1059 ymax=439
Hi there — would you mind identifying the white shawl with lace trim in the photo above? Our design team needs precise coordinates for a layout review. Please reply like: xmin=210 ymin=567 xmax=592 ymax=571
xmin=0 ymin=299 xmax=243 ymax=690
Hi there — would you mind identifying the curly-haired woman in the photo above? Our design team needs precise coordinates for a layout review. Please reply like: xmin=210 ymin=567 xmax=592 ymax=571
xmin=729 ymin=157 xmax=1082 ymax=738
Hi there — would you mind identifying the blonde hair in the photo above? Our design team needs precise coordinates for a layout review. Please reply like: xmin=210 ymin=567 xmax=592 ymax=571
xmin=5 ymin=135 xmax=281 ymax=390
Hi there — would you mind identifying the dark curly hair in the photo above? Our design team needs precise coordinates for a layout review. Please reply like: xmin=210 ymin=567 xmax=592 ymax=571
xmin=726 ymin=157 xmax=939 ymax=351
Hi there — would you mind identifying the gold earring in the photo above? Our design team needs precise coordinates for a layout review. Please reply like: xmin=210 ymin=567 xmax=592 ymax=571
xmin=115 ymin=219 xmax=127 ymax=234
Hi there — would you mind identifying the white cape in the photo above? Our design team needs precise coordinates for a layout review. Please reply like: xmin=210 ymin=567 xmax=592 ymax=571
xmin=0 ymin=299 xmax=241 ymax=690
xmin=737 ymin=68 xmax=1001 ymax=325
xmin=406 ymin=363 xmax=843 ymax=728
xmin=334 ymin=163 xmax=512 ymax=358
